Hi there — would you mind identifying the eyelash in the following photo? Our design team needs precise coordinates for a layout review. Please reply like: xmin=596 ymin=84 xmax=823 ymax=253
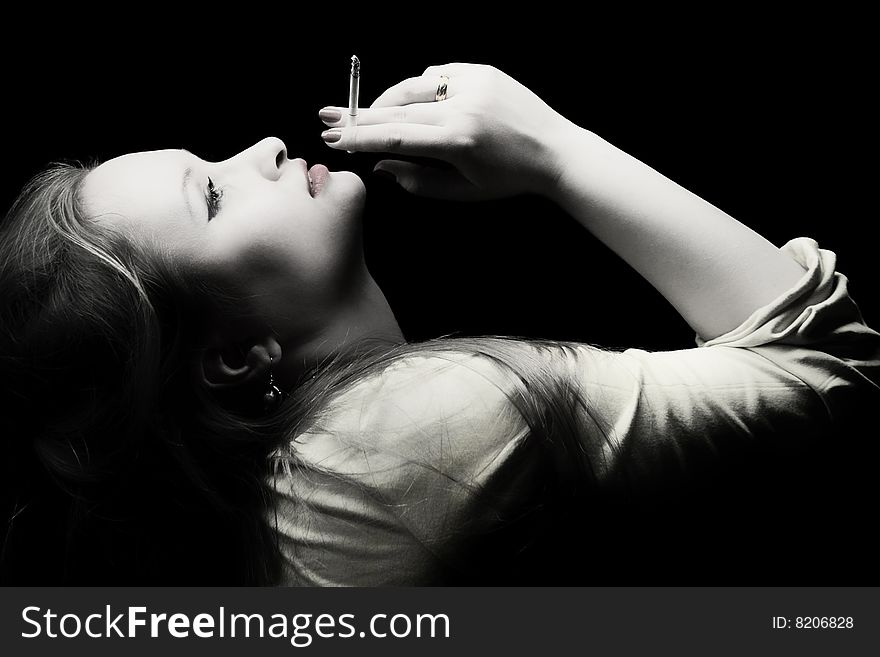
xmin=206 ymin=177 xmax=224 ymax=221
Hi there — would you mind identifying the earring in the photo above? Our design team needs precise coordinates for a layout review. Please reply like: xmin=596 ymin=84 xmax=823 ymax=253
xmin=263 ymin=356 xmax=284 ymax=412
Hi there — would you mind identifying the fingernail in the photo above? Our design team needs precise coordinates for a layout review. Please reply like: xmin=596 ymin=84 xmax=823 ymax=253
xmin=373 ymin=168 xmax=397 ymax=183
xmin=319 ymin=107 xmax=342 ymax=123
xmin=321 ymin=129 xmax=341 ymax=144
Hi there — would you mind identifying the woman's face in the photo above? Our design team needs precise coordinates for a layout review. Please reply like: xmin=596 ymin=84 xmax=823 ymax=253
xmin=81 ymin=137 xmax=368 ymax=338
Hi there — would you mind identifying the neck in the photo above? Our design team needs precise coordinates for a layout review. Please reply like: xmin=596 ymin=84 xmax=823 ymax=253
xmin=276 ymin=276 xmax=406 ymax=388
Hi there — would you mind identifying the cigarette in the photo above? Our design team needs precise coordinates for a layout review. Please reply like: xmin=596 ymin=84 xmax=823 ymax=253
xmin=347 ymin=55 xmax=360 ymax=154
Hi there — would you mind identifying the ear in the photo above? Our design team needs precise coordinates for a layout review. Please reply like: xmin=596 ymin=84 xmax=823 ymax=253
xmin=199 ymin=335 xmax=282 ymax=390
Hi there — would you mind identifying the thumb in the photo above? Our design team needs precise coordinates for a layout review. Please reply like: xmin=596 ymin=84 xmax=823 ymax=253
xmin=372 ymin=161 xmax=481 ymax=201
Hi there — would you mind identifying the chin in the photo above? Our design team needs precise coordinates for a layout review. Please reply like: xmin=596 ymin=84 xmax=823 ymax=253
xmin=327 ymin=170 xmax=366 ymax=214
xmin=334 ymin=170 xmax=365 ymax=196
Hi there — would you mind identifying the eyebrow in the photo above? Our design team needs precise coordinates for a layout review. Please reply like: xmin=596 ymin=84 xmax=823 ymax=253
xmin=180 ymin=147 xmax=206 ymax=223
xmin=181 ymin=165 xmax=195 ymax=219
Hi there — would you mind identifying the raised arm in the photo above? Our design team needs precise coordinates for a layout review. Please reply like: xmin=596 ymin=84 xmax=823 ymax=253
xmin=319 ymin=62 xmax=807 ymax=342
xmin=542 ymin=124 xmax=807 ymax=342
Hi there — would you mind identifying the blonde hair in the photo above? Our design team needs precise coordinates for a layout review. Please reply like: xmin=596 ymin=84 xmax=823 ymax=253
xmin=1 ymin=162 xmax=615 ymax=584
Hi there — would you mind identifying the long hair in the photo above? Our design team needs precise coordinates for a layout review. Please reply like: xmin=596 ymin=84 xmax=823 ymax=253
xmin=0 ymin=161 xmax=286 ymax=584
xmin=0 ymin=161 xmax=613 ymax=585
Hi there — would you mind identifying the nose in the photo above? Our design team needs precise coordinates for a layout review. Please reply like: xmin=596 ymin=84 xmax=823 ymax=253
xmin=239 ymin=136 xmax=288 ymax=180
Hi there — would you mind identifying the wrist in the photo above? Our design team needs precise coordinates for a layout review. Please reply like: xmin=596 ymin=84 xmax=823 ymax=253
xmin=538 ymin=118 xmax=602 ymax=205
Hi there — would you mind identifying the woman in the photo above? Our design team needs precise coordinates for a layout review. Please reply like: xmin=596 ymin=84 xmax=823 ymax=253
xmin=1 ymin=63 xmax=877 ymax=585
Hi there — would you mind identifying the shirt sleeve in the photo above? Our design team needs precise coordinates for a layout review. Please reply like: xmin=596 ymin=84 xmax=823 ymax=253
xmin=550 ymin=236 xmax=880 ymax=494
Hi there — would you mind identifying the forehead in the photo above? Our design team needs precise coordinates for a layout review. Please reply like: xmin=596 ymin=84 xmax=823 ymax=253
xmin=81 ymin=149 xmax=191 ymax=225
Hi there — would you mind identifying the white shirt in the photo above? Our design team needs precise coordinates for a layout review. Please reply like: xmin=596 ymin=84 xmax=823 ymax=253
xmin=267 ymin=237 xmax=880 ymax=586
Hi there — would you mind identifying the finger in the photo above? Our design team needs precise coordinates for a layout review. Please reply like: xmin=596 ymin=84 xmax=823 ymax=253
xmin=322 ymin=124 xmax=459 ymax=158
xmin=318 ymin=103 xmax=448 ymax=128
xmin=373 ymin=160 xmax=481 ymax=201
xmin=370 ymin=76 xmax=440 ymax=109
xmin=422 ymin=63 xmax=480 ymax=77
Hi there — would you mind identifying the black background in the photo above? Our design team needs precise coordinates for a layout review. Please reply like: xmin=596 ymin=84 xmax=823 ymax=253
xmin=1 ymin=14 xmax=876 ymax=584
xmin=2 ymin=20 xmax=875 ymax=347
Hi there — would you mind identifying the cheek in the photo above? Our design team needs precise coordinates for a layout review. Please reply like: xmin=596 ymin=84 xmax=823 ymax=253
xmin=203 ymin=211 xmax=356 ymax=297
xmin=252 ymin=188 xmax=364 ymax=272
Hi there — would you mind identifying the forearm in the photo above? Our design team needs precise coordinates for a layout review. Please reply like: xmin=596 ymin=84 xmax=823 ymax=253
xmin=544 ymin=123 xmax=807 ymax=342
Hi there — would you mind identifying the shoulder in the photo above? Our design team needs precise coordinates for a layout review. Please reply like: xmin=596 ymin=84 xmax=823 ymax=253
xmin=362 ymin=351 xmax=521 ymax=423
xmin=269 ymin=351 xmax=543 ymax=585
xmin=288 ymin=350 xmax=531 ymax=479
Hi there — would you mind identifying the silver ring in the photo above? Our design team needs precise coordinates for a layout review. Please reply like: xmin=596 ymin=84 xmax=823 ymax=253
xmin=435 ymin=75 xmax=449 ymax=102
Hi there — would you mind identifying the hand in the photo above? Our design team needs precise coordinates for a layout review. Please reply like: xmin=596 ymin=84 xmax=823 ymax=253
xmin=318 ymin=63 xmax=574 ymax=201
